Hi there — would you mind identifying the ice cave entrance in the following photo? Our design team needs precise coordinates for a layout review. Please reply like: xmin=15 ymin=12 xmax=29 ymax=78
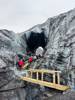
xmin=26 ymin=31 xmax=48 ymax=53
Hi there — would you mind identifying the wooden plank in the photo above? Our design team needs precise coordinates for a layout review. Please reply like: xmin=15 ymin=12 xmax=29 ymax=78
xmin=22 ymin=63 xmax=29 ymax=69
xmin=30 ymin=72 xmax=32 ymax=78
xmin=37 ymin=72 xmax=38 ymax=80
xmin=28 ymin=69 xmax=61 ymax=74
xmin=41 ymin=72 xmax=43 ymax=81
xmin=53 ymin=73 xmax=55 ymax=83
xmin=57 ymin=72 xmax=60 ymax=84
xmin=20 ymin=77 xmax=70 ymax=91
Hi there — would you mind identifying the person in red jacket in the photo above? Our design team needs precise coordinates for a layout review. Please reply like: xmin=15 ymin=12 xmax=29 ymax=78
xmin=18 ymin=59 xmax=24 ymax=69
xmin=28 ymin=57 xmax=33 ymax=63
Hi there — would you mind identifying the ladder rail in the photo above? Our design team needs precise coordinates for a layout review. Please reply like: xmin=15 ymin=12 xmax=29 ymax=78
xmin=20 ymin=69 xmax=70 ymax=91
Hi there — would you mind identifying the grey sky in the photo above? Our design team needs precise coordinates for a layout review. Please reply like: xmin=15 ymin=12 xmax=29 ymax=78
xmin=0 ymin=0 xmax=75 ymax=33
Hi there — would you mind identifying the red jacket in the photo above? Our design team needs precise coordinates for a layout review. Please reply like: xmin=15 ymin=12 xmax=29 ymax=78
xmin=28 ymin=57 xmax=33 ymax=63
xmin=18 ymin=60 xmax=24 ymax=68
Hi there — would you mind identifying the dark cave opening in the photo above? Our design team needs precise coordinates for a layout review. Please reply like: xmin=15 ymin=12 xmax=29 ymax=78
xmin=26 ymin=31 xmax=48 ymax=52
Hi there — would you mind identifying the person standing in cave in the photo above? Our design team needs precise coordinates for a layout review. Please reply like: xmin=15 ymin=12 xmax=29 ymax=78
xmin=35 ymin=46 xmax=44 ymax=58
